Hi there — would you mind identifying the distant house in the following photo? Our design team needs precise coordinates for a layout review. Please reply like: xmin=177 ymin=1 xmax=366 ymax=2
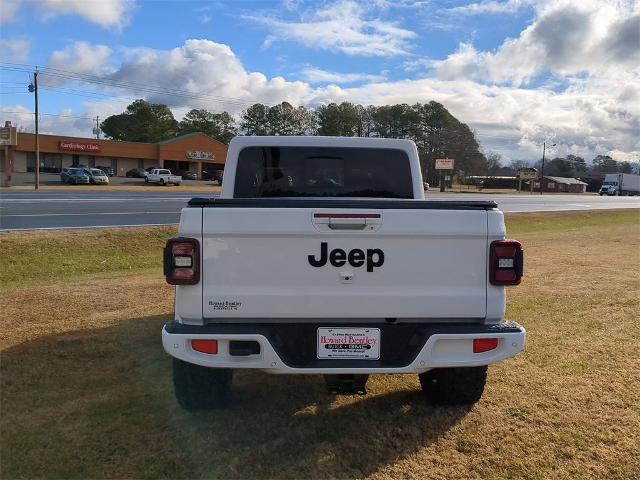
xmin=533 ymin=176 xmax=588 ymax=193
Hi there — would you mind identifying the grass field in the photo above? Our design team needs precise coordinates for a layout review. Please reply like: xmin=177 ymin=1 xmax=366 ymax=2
xmin=1 ymin=210 xmax=639 ymax=479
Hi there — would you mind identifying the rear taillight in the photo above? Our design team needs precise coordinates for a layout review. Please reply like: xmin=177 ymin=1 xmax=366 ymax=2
xmin=164 ymin=237 xmax=200 ymax=285
xmin=473 ymin=338 xmax=498 ymax=353
xmin=490 ymin=240 xmax=523 ymax=286
xmin=191 ymin=339 xmax=218 ymax=354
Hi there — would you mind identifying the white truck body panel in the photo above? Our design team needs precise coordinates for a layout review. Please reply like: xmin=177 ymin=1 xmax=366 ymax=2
xmin=198 ymin=207 xmax=492 ymax=320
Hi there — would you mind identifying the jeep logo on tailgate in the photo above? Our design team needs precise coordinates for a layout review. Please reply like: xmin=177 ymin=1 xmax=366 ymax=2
xmin=308 ymin=242 xmax=384 ymax=272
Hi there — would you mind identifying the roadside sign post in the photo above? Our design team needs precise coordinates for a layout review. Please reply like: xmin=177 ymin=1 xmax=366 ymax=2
xmin=0 ymin=122 xmax=17 ymax=187
xmin=517 ymin=169 xmax=538 ymax=195
xmin=435 ymin=158 xmax=454 ymax=192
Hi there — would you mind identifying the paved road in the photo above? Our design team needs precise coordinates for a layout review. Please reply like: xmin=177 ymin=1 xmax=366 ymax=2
xmin=1 ymin=190 xmax=638 ymax=231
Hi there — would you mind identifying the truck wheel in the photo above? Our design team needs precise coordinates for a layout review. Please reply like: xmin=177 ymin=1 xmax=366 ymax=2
xmin=419 ymin=366 xmax=487 ymax=405
xmin=172 ymin=359 xmax=232 ymax=410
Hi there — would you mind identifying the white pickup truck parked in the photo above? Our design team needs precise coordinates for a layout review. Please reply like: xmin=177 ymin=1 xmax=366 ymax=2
xmin=162 ymin=136 xmax=526 ymax=410
xmin=146 ymin=168 xmax=182 ymax=186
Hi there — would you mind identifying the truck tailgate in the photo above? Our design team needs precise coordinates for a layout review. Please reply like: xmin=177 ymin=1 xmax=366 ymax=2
xmin=199 ymin=201 xmax=490 ymax=320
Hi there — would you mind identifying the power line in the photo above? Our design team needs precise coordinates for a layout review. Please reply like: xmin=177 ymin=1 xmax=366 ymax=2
xmin=0 ymin=62 xmax=265 ymax=108
xmin=1 ymin=110 xmax=96 ymax=120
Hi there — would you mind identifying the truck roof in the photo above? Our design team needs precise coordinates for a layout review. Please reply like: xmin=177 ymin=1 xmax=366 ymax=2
xmin=228 ymin=136 xmax=417 ymax=149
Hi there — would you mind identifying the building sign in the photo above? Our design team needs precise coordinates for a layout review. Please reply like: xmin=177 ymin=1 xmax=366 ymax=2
xmin=518 ymin=168 xmax=538 ymax=180
xmin=58 ymin=141 xmax=101 ymax=153
xmin=435 ymin=158 xmax=454 ymax=170
xmin=0 ymin=125 xmax=17 ymax=146
xmin=186 ymin=151 xmax=214 ymax=161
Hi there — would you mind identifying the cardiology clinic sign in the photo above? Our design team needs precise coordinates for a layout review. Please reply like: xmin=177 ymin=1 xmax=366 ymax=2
xmin=58 ymin=141 xmax=101 ymax=153
xmin=186 ymin=150 xmax=214 ymax=160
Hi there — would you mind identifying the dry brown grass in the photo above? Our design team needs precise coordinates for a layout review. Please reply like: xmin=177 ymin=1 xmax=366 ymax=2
xmin=1 ymin=209 xmax=639 ymax=479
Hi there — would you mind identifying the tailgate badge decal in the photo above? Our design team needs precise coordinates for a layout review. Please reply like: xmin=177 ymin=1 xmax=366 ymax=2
xmin=308 ymin=242 xmax=384 ymax=272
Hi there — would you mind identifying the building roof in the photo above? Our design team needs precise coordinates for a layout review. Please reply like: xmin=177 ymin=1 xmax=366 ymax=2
xmin=157 ymin=132 xmax=227 ymax=147
xmin=544 ymin=176 xmax=588 ymax=185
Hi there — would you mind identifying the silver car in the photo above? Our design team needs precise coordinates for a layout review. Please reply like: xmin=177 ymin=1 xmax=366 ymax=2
xmin=84 ymin=168 xmax=110 ymax=185
xmin=61 ymin=167 xmax=90 ymax=184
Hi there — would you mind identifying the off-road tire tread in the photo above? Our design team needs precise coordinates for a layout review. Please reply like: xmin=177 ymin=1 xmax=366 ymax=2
xmin=172 ymin=359 xmax=232 ymax=410
xmin=419 ymin=366 xmax=488 ymax=405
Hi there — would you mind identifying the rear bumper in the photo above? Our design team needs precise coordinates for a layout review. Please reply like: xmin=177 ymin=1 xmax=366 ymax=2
xmin=162 ymin=321 xmax=525 ymax=374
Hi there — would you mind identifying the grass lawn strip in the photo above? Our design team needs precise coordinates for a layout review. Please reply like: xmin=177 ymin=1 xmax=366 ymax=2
xmin=0 ymin=209 xmax=638 ymax=479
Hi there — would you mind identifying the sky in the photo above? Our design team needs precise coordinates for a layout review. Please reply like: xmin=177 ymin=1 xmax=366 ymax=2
xmin=1 ymin=0 xmax=639 ymax=164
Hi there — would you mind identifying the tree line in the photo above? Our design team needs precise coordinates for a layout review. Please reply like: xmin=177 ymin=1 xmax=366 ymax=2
xmin=100 ymin=99 xmax=486 ymax=184
xmin=485 ymin=152 xmax=636 ymax=178
xmin=100 ymin=99 xmax=635 ymax=183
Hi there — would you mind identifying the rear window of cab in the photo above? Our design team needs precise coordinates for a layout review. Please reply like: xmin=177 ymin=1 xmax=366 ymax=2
xmin=234 ymin=146 xmax=413 ymax=198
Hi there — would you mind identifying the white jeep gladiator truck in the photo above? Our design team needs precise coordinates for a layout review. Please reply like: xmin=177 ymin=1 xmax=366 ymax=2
xmin=162 ymin=136 xmax=525 ymax=410
xmin=146 ymin=168 xmax=182 ymax=186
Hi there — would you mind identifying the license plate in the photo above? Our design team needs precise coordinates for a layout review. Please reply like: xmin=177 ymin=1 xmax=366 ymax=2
xmin=317 ymin=328 xmax=381 ymax=360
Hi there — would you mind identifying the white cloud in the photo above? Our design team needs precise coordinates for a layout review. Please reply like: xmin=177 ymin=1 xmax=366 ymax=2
xmin=300 ymin=67 xmax=386 ymax=84
xmin=104 ymin=39 xmax=310 ymax=112
xmin=29 ymin=36 xmax=640 ymax=164
xmin=0 ymin=1 xmax=21 ymax=23
xmin=0 ymin=38 xmax=31 ymax=63
xmin=448 ymin=0 xmax=533 ymax=16
xmin=434 ymin=0 xmax=640 ymax=85
xmin=0 ymin=104 xmax=97 ymax=137
xmin=3 ymin=0 xmax=134 ymax=29
xmin=248 ymin=0 xmax=416 ymax=56
xmin=48 ymin=42 xmax=112 ymax=75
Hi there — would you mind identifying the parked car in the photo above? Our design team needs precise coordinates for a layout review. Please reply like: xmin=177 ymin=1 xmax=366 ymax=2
xmin=202 ymin=169 xmax=223 ymax=184
xmin=126 ymin=168 xmax=148 ymax=178
xmin=145 ymin=166 xmax=159 ymax=173
xmin=175 ymin=169 xmax=197 ymax=180
xmin=96 ymin=165 xmax=115 ymax=177
xmin=61 ymin=167 xmax=90 ymax=184
xmin=83 ymin=168 xmax=109 ymax=185
xmin=146 ymin=168 xmax=182 ymax=186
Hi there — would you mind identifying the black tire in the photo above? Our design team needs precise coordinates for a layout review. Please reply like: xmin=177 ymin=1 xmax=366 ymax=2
xmin=419 ymin=366 xmax=488 ymax=406
xmin=172 ymin=359 xmax=232 ymax=410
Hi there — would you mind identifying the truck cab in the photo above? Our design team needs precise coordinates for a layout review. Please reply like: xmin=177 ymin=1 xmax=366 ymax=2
xmin=162 ymin=136 xmax=526 ymax=409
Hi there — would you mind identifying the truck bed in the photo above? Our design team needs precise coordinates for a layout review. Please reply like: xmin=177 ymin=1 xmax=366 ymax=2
xmin=177 ymin=198 xmax=505 ymax=324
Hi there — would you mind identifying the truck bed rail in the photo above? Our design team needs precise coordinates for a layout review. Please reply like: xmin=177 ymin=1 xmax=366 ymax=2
xmin=187 ymin=198 xmax=498 ymax=210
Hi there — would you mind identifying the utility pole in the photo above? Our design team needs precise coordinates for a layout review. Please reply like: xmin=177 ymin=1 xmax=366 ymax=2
xmin=95 ymin=116 xmax=100 ymax=139
xmin=28 ymin=68 xmax=40 ymax=190
xmin=539 ymin=141 xmax=556 ymax=195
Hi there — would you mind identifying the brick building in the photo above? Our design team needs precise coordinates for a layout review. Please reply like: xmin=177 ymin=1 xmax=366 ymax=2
xmin=532 ymin=176 xmax=588 ymax=193
xmin=1 ymin=131 xmax=228 ymax=177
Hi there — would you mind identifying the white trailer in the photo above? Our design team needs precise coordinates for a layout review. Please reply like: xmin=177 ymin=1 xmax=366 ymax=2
xmin=599 ymin=173 xmax=640 ymax=196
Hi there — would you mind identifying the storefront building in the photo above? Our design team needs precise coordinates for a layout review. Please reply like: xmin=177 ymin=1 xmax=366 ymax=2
xmin=4 ymin=131 xmax=228 ymax=177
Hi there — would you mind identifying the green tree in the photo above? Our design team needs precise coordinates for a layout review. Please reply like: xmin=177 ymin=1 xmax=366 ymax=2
xmin=101 ymin=99 xmax=178 ymax=142
xmin=240 ymin=103 xmax=270 ymax=135
xmin=410 ymin=101 xmax=486 ymax=184
xmin=242 ymin=102 xmax=315 ymax=136
xmin=591 ymin=155 xmax=617 ymax=173
xmin=178 ymin=109 xmax=238 ymax=144
xmin=317 ymin=102 xmax=361 ymax=136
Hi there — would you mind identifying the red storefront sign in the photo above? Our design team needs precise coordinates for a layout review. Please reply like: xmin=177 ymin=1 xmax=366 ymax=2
xmin=58 ymin=141 xmax=101 ymax=153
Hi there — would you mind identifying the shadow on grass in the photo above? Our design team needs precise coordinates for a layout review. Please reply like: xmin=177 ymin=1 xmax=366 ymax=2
xmin=1 ymin=314 xmax=470 ymax=479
